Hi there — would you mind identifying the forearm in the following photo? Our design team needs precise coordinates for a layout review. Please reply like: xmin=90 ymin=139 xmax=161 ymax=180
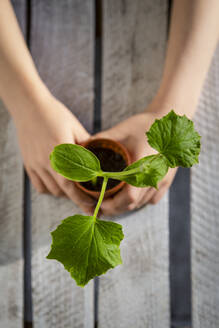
xmin=148 ymin=0 xmax=219 ymax=118
xmin=0 ymin=0 xmax=50 ymax=121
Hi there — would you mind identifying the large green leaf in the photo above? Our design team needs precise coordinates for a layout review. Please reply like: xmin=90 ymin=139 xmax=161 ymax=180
xmin=50 ymin=144 xmax=101 ymax=181
xmin=47 ymin=214 xmax=124 ymax=287
xmin=118 ymin=155 xmax=168 ymax=188
xmin=146 ymin=110 xmax=201 ymax=168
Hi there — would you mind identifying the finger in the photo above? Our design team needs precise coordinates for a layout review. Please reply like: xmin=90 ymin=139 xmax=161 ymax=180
xmin=39 ymin=169 xmax=65 ymax=197
xmin=149 ymin=183 xmax=168 ymax=205
xmin=101 ymin=184 xmax=143 ymax=216
xmin=67 ymin=183 xmax=97 ymax=214
xmin=136 ymin=187 xmax=157 ymax=209
xmin=72 ymin=119 xmax=91 ymax=143
xmin=50 ymin=170 xmax=96 ymax=211
xmin=75 ymin=130 xmax=91 ymax=145
xmin=27 ymin=169 xmax=48 ymax=194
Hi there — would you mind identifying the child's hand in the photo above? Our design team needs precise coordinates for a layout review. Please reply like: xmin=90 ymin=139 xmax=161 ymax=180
xmin=14 ymin=94 xmax=96 ymax=213
xmin=92 ymin=113 xmax=177 ymax=216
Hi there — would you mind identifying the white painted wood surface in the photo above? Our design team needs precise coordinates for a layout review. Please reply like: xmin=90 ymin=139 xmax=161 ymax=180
xmin=191 ymin=43 xmax=219 ymax=328
xmin=99 ymin=1 xmax=170 ymax=327
xmin=30 ymin=1 xmax=94 ymax=327
xmin=0 ymin=1 xmax=25 ymax=327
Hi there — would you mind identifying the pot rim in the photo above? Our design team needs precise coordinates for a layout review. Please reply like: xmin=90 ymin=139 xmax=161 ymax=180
xmin=75 ymin=138 xmax=131 ymax=199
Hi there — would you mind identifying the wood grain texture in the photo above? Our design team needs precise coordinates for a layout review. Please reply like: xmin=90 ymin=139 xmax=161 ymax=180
xmin=99 ymin=1 xmax=169 ymax=327
xmin=0 ymin=101 xmax=23 ymax=328
xmin=0 ymin=1 xmax=26 ymax=327
xmin=191 ymin=43 xmax=219 ymax=328
xmin=102 ymin=0 xmax=167 ymax=129
xmin=30 ymin=1 xmax=94 ymax=327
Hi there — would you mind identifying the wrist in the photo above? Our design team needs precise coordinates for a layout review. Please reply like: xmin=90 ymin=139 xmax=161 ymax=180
xmin=2 ymin=76 xmax=53 ymax=123
xmin=145 ymin=81 xmax=201 ymax=120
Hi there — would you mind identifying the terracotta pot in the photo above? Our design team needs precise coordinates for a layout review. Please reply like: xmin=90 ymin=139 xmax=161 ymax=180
xmin=75 ymin=138 xmax=131 ymax=199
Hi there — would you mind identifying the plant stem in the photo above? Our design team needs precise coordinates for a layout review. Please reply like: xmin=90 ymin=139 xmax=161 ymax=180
xmin=99 ymin=153 xmax=163 ymax=180
xmin=93 ymin=176 xmax=108 ymax=220
xmin=101 ymin=167 xmax=139 ymax=178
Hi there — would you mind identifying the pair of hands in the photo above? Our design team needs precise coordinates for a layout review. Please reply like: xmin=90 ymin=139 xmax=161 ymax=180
xmin=15 ymin=95 xmax=177 ymax=216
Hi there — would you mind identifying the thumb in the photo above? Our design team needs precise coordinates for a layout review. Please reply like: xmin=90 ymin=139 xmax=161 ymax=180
xmin=75 ymin=126 xmax=91 ymax=144
xmin=71 ymin=115 xmax=91 ymax=143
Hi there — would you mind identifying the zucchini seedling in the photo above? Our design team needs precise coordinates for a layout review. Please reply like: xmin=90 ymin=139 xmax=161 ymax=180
xmin=47 ymin=110 xmax=201 ymax=287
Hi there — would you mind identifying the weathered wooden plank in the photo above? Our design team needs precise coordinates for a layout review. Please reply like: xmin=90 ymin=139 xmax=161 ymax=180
xmin=0 ymin=101 xmax=23 ymax=328
xmin=191 ymin=43 xmax=219 ymax=328
xmin=11 ymin=0 xmax=26 ymax=34
xmin=102 ymin=0 xmax=168 ymax=126
xmin=0 ymin=1 xmax=26 ymax=327
xmin=30 ymin=1 xmax=94 ymax=327
xmin=99 ymin=1 xmax=169 ymax=327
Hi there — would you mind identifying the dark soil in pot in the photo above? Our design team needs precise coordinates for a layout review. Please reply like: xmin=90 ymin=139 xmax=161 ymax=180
xmin=80 ymin=146 xmax=127 ymax=192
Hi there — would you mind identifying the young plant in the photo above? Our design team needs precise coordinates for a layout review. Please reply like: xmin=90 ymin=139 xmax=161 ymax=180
xmin=47 ymin=110 xmax=201 ymax=287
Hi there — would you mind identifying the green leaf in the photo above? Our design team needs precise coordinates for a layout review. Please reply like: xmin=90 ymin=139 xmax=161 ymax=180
xmin=118 ymin=155 xmax=169 ymax=188
xmin=50 ymin=144 xmax=101 ymax=182
xmin=47 ymin=214 xmax=124 ymax=287
xmin=146 ymin=110 xmax=201 ymax=168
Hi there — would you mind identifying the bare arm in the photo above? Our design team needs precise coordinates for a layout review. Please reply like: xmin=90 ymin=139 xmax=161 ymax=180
xmin=149 ymin=0 xmax=219 ymax=118
xmin=0 ymin=0 xmax=94 ymax=212
xmin=0 ymin=0 xmax=50 ymax=120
